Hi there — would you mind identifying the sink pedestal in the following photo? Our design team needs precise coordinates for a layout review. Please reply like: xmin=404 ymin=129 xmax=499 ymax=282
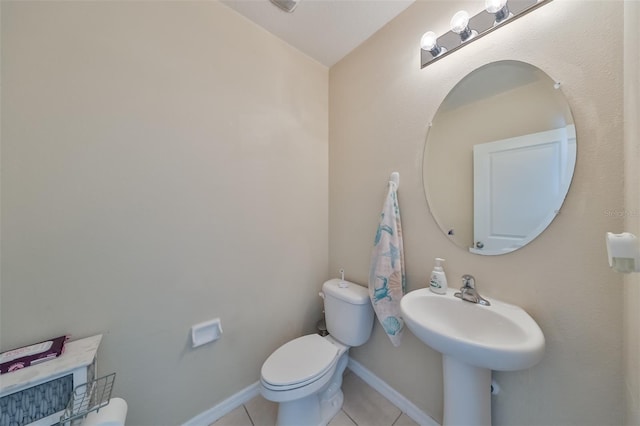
xmin=443 ymin=355 xmax=491 ymax=426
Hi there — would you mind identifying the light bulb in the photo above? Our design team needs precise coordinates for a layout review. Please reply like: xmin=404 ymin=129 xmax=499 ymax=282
xmin=420 ymin=31 xmax=438 ymax=51
xmin=450 ymin=10 xmax=476 ymax=42
xmin=450 ymin=10 xmax=470 ymax=34
xmin=420 ymin=31 xmax=446 ymax=58
xmin=485 ymin=0 xmax=507 ymax=14
xmin=486 ymin=0 xmax=511 ymax=24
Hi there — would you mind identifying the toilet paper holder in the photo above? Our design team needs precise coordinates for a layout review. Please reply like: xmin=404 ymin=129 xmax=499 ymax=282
xmin=606 ymin=232 xmax=640 ymax=273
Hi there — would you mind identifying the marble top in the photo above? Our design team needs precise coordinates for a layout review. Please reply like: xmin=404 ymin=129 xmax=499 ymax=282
xmin=0 ymin=334 xmax=102 ymax=397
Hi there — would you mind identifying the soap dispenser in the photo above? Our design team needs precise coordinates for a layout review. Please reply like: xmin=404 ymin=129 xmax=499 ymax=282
xmin=429 ymin=258 xmax=448 ymax=294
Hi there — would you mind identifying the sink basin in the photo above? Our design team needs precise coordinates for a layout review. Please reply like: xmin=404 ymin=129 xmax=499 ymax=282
xmin=400 ymin=288 xmax=545 ymax=371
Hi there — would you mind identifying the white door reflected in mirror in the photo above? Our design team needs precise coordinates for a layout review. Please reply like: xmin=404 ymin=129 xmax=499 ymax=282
xmin=472 ymin=125 xmax=576 ymax=254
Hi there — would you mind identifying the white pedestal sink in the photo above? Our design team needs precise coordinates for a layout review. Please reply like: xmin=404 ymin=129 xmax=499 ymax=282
xmin=400 ymin=288 xmax=545 ymax=426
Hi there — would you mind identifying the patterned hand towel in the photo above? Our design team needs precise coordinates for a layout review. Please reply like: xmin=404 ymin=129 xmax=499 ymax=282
xmin=368 ymin=179 xmax=405 ymax=347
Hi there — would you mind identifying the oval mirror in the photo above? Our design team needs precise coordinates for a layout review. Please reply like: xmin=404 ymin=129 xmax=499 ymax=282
xmin=423 ymin=60 xmax=576 ymax=255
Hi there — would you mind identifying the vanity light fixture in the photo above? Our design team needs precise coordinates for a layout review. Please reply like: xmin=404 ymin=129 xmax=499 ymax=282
xmin=420 ymin=0 xmax=552 ymax=68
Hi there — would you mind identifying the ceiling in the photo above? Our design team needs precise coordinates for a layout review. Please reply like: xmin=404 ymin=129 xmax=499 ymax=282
xmin=221 ymin=0 xmax=416 ymax=67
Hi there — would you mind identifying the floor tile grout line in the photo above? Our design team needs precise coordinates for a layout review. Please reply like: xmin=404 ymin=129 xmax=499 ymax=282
xmin=390 ymin=410 xmax=403 ymax=426
xmin=242 ymin=404 xmax=255 ymax=426
xmin=341 ymin=408 xmax=359 ymax=426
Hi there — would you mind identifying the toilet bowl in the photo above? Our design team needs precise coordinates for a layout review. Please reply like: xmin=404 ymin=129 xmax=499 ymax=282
xmin=259 ymin=279 xmax=374 ymax=426
xmin=260 ymin=334 xmax=349 ymax=426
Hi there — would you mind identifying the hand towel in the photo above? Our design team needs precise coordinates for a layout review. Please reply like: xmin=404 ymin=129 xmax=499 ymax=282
xmin=368 ymin=179 xmax=406 ymax=347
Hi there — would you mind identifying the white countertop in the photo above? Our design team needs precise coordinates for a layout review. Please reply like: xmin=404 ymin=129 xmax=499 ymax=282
xmin=0 ymin=334 xmax=102 ymax=397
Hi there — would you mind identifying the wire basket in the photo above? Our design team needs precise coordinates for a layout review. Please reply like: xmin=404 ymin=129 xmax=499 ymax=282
xmin=59 ymin=373 xmax=116 ymax=424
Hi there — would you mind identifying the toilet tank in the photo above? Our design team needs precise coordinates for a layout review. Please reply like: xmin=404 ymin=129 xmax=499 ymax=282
xmin=322 ymin=279 xmax=374 ymax=347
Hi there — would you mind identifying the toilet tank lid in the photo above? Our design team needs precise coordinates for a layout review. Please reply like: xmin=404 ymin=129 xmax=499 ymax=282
xmin=322 ymin=279 xmax=370 ymax=305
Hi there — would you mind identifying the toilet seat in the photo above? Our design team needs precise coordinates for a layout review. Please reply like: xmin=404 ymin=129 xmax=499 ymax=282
xmin=261 ymin=334 xmax=339 ymax=391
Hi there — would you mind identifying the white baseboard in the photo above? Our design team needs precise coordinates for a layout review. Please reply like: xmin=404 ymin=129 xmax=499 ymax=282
xmin=182 ymin=381 xmax=260 ymax=426
xmin=347 ymin=358 xmax=439 ymax=426
xmin=183 ymin=358 xmax=439 ymax=426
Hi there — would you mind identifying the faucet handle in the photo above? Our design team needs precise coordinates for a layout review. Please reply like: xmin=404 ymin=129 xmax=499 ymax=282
xmin=456 ymin=274 xmax=491 ymax=306
xmin=461 ymin=274 xmax=476 ymax=289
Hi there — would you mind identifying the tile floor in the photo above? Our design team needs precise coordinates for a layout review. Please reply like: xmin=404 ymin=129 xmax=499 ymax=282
xmin=212 ymin=371 xmax=419 ymax=426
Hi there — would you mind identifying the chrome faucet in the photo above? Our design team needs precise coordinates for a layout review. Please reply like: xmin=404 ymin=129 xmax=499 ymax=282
xmin=454 ymin=274 xmax=491 ymax=306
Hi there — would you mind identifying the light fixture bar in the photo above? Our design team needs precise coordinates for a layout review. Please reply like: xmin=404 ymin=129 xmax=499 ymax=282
xmin=421 ymin=0 xmax=552 ymax=69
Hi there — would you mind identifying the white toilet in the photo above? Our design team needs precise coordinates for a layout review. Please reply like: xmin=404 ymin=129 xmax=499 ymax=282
xmin=260 ymin=278 xmax=374 ymax=426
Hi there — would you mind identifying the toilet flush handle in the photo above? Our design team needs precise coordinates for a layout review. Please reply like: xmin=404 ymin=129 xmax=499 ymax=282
xmin=338 ymin=268 xmax=348 ymax=288
xmin=319 ymin=292 xmax=325 ymax=299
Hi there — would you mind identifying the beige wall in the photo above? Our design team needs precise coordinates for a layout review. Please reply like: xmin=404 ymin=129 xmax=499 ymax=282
xmin=624 ymin=0 xmax=640 ymax=424
xmin=330 ymin=1 xmax=624 ymax=424
xmin=0 ymin=1 xmax=328 ymax=424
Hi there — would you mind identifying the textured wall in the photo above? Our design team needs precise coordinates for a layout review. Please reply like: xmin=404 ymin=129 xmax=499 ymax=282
xmin=330 ymin=1 xmax=624 ymax=424
xmin=624 ymin=1 xmax=640 ymax=424
xmin=1 ymin=2 xmax=328 ymax=424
